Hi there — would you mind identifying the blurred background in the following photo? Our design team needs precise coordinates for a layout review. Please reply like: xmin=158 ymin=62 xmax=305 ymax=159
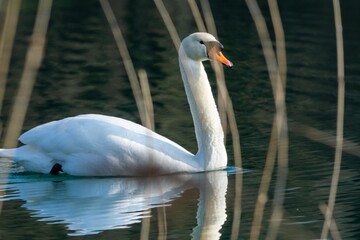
xmin=0 ymin=0 xmax=359 ymax=239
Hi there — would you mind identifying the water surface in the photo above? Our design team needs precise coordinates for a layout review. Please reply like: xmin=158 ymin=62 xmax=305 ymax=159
xmin=1 ymin=0 xmax=360 ymax=239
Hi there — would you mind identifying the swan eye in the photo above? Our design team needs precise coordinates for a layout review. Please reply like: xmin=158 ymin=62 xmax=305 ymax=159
xmin=199 ymin=40 xmax=204 ymax=44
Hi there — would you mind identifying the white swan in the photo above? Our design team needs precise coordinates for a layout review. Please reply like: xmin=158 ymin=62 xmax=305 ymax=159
xmin=0 ymin=32 xmax=233 ymax=176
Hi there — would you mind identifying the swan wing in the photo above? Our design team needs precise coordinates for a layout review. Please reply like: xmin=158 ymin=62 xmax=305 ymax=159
xmin=18 ymin=114 xmax=196 ymax=175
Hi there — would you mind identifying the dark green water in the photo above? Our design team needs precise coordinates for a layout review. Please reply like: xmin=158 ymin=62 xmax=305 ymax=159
xmin=1 ymin=0 xmax=360 ymax=239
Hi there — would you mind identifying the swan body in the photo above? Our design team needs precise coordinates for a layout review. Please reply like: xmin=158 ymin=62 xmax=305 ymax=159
xmin=0 ymin=32 xmax=233 ymax=176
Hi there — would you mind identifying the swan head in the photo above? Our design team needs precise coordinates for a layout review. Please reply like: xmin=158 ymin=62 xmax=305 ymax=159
xmin=181 ymin=32 xmax=233 ymax=68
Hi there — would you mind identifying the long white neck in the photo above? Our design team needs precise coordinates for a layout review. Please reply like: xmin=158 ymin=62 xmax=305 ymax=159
xmin=179 ymin=45 xmax=227 ymax=171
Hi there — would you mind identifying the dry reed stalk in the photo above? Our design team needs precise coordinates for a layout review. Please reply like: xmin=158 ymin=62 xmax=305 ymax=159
xmin=213 ymin=60 xmax=228 ymax=143
xmin=0 ymin=0 xmax=21 ymax=122
xmin=0 ymin=0 xmax=52 ymax=215
xmin=289 ymin=122 xmax=360 ymax=157
xmin=100 ymin=2 xmax=159 ymax=237
xmin=268 ymin=0 xmax=286 ymax=85
xmin=138 ymin=69 xmax=157 ymax=172
xmin=214 ymin=64 xmax=242 ymax=167
xmin=138 ymin=69 xmax=168 ymax=239
xmin=154 ymin=0 xmax=181 ymax=50
xmin=3 ymin=0 xmax=52 ymax=148
xmin=154 ymin=176 xmax=168 ymax=240
xmin=245 ymin=0 xmax=288 ymax=239
xmin=199 ymin=0 xmax=217 ymax=38
xmin=138 ymin=69 xmax=155 ymax=130
xmin=99 ymin=0 xmax=147 ymax=125
xmin=320 ymin=0 xmax=344 ymax=239
xmin=157 ymin=204 xmax=168 ymax=240
xmin=250 ymin=0 xmax=287 ymax=239
xmin=319 ymin=203 xmax=341 ymax=240
xmin=230 ymin=169 xmax=243 ymax=240
xmin=187 ymin=0 xmax=207 ymax=32
xmin=250 ymin=118 xmax=277 ymax=240
xmin=2 ymin=0 xmax=52 ymax=147
xmin=140 ymin=215 xmax=151 ymax=240
xmin=216 ymin=62 xmax=243 ymax=239
xmin=0 ymin=0 xmax=21 ymax=218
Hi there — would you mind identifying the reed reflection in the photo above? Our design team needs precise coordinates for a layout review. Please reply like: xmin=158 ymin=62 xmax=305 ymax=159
xmin=3 ymin=170 xmax=229 ymax=238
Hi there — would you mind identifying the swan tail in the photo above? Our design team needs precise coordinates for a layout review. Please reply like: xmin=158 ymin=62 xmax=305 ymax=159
xmin=1 ymin=146 xmax=55 ymax=174
xmin=0 ymin=148 xmax=16 ymax=158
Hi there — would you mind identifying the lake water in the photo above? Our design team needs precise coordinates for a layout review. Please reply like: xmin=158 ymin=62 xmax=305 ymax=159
xmin=1 ymin=0 xmax=360 ymax=239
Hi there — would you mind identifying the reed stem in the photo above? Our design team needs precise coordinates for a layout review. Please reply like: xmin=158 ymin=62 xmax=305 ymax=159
xmin=0 ymin=0 xmax=21 ymax=121
xmin=245 ymin=0 xmax=288 ymax=239
xmin=154 ymin=0 xmax=181 ymax=50
xmin=320 ymin=0 xmax=344 ymax=239
xmin=0 ymin=0 xmax=52 ymax=216
xmin=100 ymin=0 xmax=147 ymax=125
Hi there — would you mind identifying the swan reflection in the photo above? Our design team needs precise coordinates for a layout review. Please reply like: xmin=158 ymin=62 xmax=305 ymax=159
xmin=3 ymin=170 xmax=229 ymax=238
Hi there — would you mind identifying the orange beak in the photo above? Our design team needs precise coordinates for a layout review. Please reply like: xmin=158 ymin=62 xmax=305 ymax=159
xmin=208 ymin=47 xmax=233 ymax=68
